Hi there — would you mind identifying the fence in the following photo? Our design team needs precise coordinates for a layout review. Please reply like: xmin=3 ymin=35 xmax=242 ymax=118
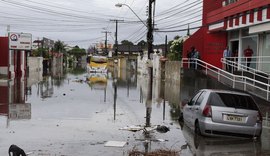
xmin=182 ymin=58 xmax=270 ymax=101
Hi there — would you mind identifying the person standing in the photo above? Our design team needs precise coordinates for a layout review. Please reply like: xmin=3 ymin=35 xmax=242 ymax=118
xmin=223 ymin=46 xmax=231 ymax=72
xmin=244 ymin=45 xmax=253 ymax=70
xmin=189 ymin=46 xmax=196 ymax=69
xmin=193 ymin=48 xmax=200 ymax=69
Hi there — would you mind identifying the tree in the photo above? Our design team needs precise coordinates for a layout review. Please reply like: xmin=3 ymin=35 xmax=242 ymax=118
xmin=137 ymin=40 xmax=147 ymax=48
xmin=68 ymin=45 xmax=86 ymax=61
xmin=54 ymin=40 xmax=66 ymax=53
xmin=121 ymin=40 xmax=134 ymax=45
xmin=32 ymin=47 xmax=50 ymax=58
xmin=168 ymin=36 xmax=183 ymax=61
xmin=174 ymin=35 xmax=180 ymax=40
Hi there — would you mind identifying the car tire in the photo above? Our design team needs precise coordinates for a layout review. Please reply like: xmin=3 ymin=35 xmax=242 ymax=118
xmin=195 ymin=121 xmax=201 ymax=135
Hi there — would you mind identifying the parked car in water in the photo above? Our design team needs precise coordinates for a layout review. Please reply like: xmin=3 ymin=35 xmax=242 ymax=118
xmin=182 ymin=89 xmax=262 ymax=138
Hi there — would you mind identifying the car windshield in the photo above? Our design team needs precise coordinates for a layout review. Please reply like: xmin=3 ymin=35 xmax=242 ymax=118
xmin=208 ymin=92 xmax=259 ymax=110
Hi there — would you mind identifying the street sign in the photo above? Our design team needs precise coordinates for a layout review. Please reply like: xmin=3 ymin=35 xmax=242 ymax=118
xmin=8 ymin=32 xmax=32 ymax=50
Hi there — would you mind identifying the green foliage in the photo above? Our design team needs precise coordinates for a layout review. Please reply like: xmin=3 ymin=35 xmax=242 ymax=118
xmin=68 ymin=46 xmax=86 ymax=59
xmin=174 ymin=35 xmax=180 ymax=40
xmin=54 ymin=40 xmax=66 ymax=52
xmin=31 ymin=49 xmax=41 ymax=57
xmin=32 ymin=48 xmax=50 ymax=58
xmin=69 ymin=66 xmax=86 ymax=75
xmin=121 ymin=40 xmax=134 ymax=45
xmin=168 ymin=36 xmax=183 ymax=61
xmin=137 ymin=40 xmax=146 ymax=47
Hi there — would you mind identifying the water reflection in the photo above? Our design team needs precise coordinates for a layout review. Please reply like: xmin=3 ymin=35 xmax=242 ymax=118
xmin=28 ymin=64 xmax=67 ymax=99
xmin=0 ymin=77 xmax=31 ymax=127
xmin=182 ymin=124 xmax=262 ymax=156
xmin=1 ymin=59 xmax=269 ymax=155
xmin=87 ymin=73 xmax=107 ymax=90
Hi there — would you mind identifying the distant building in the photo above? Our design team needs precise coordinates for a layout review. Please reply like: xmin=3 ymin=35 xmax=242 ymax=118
xmin=42 ymin=37 xmax=54 ymax=50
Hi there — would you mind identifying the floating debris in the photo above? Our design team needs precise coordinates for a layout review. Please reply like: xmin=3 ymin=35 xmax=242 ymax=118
xmin=156 ymin=125 xmax=170 ymax=133
xmin=72 ymin=79 xmax=85 ymax=83
xmin=104 ymin=141 xmax=126 ymax=147
xmin=120 ymin=125 xmax=170 ymax=133
xmin=129 ymin=149 xmax=180 ymax=156
xmin=119 ymin=125 xmax=144 ymax=132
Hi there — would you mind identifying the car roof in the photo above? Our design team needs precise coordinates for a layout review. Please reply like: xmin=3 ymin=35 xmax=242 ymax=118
xmin=200 ymin=89 xmax=250 ymax=96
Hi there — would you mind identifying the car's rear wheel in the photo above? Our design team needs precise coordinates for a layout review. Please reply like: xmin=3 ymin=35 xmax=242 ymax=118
xmin=195 ymin=121 xmax=201 ymax=135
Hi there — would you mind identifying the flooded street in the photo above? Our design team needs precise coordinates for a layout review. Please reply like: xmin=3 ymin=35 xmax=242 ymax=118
xmin=1 ymin=64 xmax=270 ymax=156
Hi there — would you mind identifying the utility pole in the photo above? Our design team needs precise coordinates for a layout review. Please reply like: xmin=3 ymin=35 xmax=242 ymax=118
xmin=145 ymin=0 xmax=155 ymax=130
xmin=147 ymin=0 xmax=155 ymax=59
xmin=110 ymin=19 xmax=124 ymax=57
xmin=165 ymin=35 xmax=167 ymax=58
xmin=101 ymin=31 xmax=111 ymax=55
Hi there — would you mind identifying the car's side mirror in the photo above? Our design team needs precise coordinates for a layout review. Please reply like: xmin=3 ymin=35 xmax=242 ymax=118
xmin=181 ymin=99 xmax=189 ymax=107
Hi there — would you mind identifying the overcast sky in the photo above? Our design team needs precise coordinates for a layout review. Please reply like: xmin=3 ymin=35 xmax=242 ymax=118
xmin=0 ymin=0 xmax=202 ymax=49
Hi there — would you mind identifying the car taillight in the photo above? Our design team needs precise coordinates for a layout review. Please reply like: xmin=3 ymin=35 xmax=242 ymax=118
xmin=202 ymin=104 xmax=212 ymax=117
xmin=257 ymin=111 xmax=262 ymax=123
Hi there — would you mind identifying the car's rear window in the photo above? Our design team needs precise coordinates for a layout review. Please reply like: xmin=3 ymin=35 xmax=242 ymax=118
xmin=208 ymin=92 xmax=258 ymax=110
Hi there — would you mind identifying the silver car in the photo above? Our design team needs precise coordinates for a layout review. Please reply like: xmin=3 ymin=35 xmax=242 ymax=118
xmin=183 ymin=89 xmax=262 ymax=138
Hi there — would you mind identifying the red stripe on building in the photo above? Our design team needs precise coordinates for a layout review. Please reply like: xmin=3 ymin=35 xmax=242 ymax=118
xmin=206 ymin=0 xmax=270 ymax=24
xmin=242 ymin=12 xmax=247 ymax=24
xmin=257 ymin=7 xmax=262 ymax=21
xmin=235 ymin=14 xmax=240 ymax=26
xmin=267 ymin=5 xmax=270 ymax=19
xmin=249 ymin=10 xmax=254 ymax=23
xmin=229 ymin=16 xmax=233 ymax=27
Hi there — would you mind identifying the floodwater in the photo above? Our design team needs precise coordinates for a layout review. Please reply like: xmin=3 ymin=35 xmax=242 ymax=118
xmin=0 ymin=64 xmax=270 ymax=156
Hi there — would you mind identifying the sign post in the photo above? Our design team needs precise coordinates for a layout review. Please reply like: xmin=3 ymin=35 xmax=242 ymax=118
xmin=8 ymin=32 xmax=32 ymax=50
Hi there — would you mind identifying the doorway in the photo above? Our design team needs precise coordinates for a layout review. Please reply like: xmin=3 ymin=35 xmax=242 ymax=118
xmin=230 ymin=40 xmax=239 ymax=71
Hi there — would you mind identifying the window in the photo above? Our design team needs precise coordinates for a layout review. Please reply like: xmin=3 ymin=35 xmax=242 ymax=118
xmin=195 ymin=91 xmax=206 ymax=105
xmin=209 ymin=93 xmax=258 ymax=110
xmin=190 ymin=91 xmax=202 ymax=106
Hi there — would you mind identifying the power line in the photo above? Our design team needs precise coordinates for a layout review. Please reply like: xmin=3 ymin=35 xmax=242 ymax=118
xmin=155 ymin=1 xmax=202 ymax=22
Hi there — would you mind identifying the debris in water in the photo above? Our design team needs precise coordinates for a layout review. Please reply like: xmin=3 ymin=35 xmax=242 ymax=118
xmin=119 ymin=125 xmax=144 ymax=132
xmin=104 ymin=141 xmax=126 ymax=147
xmin=156 ymin=125 xmax=170 ymax=133
xmin=129 ymin=149 xmax=180 ymax=156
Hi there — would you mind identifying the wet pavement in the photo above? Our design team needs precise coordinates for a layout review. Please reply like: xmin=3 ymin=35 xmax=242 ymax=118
xmin=0 ymin=64 xmax=270 ymax=156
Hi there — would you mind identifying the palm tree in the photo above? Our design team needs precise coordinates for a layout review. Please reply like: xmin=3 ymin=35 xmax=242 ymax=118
xmin=54 ymin=40 xmax=66 ymax=53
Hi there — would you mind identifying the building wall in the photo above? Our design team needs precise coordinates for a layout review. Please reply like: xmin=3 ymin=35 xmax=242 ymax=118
xmin=183 ymin=0 xmax=270 ymax=69
xmin=165 ymin=61 xmax=181 ymax=83
xmin=0 ymin=37 xmax=9 ymax=75
xmin=183 ymin=0 xmax=227 ymax=68
xmin=27 ymin=57 xmax=43 ymax=86
xmin=0 ymin=83 xmax=9 ymax=114
xmin=202 ymin=0 xmax=222 ymax=25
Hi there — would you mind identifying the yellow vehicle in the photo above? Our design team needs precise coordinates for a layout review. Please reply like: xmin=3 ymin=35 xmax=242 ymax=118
xmin=87 ymin=73 xmax=107 ymax=90
xmin=88 ymin=55 xmax=108 ymax=73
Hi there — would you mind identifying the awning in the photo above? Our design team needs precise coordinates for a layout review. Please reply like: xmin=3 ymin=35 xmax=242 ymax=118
xmin=249 ymin=22 xmax=270 ymax=34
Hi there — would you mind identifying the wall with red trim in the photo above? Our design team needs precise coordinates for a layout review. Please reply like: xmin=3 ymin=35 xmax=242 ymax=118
xmin=207 ymin=0 xmax=270 ymax=24
xmin=183 ymin=0 xmax=227 ymax=68
xmin=183 ymin=27 xmax=227 ymax=68
xmin=0 ymin=37 xmax=9 ymax=67
xmin=203 ymin=0 xmax=223 ymax=25
xmin=183 ymin=28 xmax=204 ymax=60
